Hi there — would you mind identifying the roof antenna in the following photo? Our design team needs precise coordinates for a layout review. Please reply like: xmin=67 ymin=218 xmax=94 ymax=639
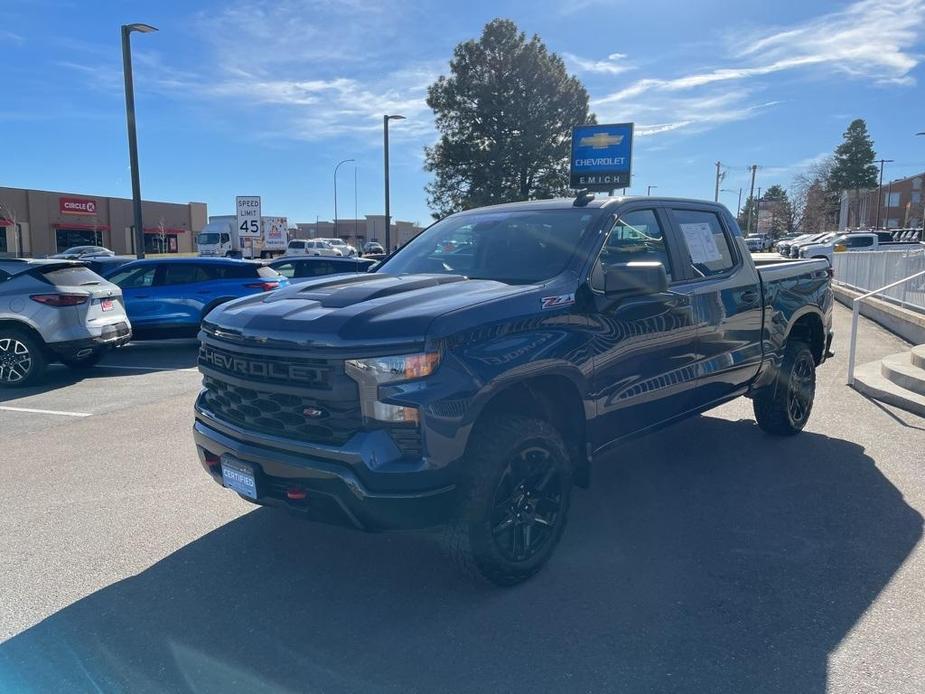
xmin=573 ymin=189 xmax=594 ymax=207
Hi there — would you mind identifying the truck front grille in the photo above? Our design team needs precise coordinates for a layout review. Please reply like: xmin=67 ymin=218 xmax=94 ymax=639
xmin=201 ymin=375 xmax=362 ymax=445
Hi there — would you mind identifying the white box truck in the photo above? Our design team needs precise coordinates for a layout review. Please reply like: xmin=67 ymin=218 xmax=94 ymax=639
xmin=196 ymin=215 xmax=288 ymax=259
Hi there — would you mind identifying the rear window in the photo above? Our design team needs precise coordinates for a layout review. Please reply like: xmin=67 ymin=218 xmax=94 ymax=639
xmin=36 ymin=265 xmax=105 ymax=286
xmin=288 ymin=241 xmax=305 ymax=249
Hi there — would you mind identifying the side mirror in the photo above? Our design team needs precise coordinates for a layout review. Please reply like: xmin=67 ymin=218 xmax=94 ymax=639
xmin=604 ymin=262 xmax=669 ymax=296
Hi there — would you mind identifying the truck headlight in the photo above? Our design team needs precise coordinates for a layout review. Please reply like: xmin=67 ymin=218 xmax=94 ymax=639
xmin=345 ymin=352 xmax=440 ymax=384
xmin=346 ymin=352 xmax=440 ymax=424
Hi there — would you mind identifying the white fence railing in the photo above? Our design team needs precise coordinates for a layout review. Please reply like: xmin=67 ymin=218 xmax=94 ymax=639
xmin=832 ymin=248 xmax=925 ymax=312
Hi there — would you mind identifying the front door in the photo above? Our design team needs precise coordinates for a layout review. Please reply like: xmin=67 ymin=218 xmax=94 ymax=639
xmin=589 ymin=206 xmax=701 ymax=450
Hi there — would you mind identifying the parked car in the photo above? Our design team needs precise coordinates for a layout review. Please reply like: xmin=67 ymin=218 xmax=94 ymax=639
xmin=0 ymin=259 xmax=131 ymax=386
xmin=318 ymin=238 xmax=357 ymax=257
xmin=79 ymin=255 xmax=137 ymax=277
xmin=799 ymin=231 xmax=921 ymax=262
xmin=362 ymin=241 xmax=386 ymax=259
xmin=193 ymin=195 xmax=834 ymax=585
xmin=788 ymin=233 xmax=835 ymax=258
xmin=269 ymin=256 xmax=375 ymax=283
xmin=106 ymin=258 xmax=288 ymax=338
xmin=51 ymin=245 xmax=114 ymax=260
xmin=284 ymin=240 xmax=343 ymax=257
xmin=744 ymin=234 xmax=772 ymax=252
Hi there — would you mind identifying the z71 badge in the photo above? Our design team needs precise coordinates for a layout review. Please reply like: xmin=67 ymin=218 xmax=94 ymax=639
xmin=541 ymin=293 xmax=575 ymax=310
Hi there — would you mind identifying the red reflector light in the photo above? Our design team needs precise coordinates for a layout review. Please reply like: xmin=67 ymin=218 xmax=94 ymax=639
xmin=30 ymin=293 xmax=88 ymax=307
xmin=203 ymin=451 xmax=220 ymax=467
xmin=286 ymin=488 xmax=307 ymax=500
xmin=245 ymin=281 xmax=280 ymax=292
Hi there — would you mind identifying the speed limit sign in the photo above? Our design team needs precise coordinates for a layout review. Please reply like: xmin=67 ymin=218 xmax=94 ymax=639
xmin=236 ymin=196 xmax=261 ymax=237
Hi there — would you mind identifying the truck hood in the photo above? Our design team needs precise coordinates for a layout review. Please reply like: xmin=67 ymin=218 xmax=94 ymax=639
xmin=203 ymin=273 xmax=534 ymax=350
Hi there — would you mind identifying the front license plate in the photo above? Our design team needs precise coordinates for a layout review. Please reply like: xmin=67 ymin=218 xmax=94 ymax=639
xmin=221 ymin=456 xmax=257 ymax=499
xmin=100 ymin=298 xmax=114 ymax=312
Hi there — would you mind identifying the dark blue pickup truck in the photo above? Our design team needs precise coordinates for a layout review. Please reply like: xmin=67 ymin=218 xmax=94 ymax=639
xmin=193 ymin=196 xmax=833 ymax=585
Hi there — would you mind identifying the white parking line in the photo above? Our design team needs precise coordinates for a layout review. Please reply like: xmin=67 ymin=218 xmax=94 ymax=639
xmin=93 ymin=364 xmax=199 ymax=372
xmin=0 ymin=405 xmax=91 ymax=417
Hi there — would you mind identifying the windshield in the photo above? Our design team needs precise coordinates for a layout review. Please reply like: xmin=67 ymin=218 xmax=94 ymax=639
xmin=378 ymin=209 xmax=596 ymax=284
xmin=198 ymin=233 xmax=220 ymax=245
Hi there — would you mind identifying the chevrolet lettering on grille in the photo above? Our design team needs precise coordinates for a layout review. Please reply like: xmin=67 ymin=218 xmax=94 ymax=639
xmin=200 ymin=346 xmax=324 ymax=385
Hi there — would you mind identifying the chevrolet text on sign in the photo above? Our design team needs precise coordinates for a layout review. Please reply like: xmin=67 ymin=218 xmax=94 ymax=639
xmin=59 ymin=197 xmax=97 ymax=215
xmin=236 ymin=196 xmax=261 ymax=237
xmin=570 ymin=123 xmax=634 ymax=191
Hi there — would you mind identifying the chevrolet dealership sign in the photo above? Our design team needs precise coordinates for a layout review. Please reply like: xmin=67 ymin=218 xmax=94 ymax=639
xmin=570 ymin=123 xmax=634 ymax=190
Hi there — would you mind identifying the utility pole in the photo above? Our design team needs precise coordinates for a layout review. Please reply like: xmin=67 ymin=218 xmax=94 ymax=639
xmin=647 ymin=185 xmax=657 ymax=196
xmin=746 ymin=165 xmax=757 ymax=235
xmin=354 ymin=165 xmax=358 ymax=244
xmin=714 ymin=161 xmax=723 ymax=202
xmin=874 ymin=158 xmax=894 ymax=229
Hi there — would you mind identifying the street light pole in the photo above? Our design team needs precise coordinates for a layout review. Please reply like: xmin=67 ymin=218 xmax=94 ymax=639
xmin=333 ymin=158 xmax=354 ymax=239
xmin=120 ymin=23 xmax=157 ymax=260
xmin=354 ymin=165 xmax=358 ymax=244
xmin=746 ymin=165 xmax=757 ymax=235
xmin=647 ymin=185 xmax=657 ymax=196
xmin=874 ymin=158 xmax=894 ymax=229
xmin=721 ymin=188 xmax=743 ymax=218
xmin=383 ymin=114 xmax=405 ymax=252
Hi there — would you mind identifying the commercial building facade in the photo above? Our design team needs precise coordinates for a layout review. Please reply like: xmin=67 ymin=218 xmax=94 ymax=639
xmin=0 ymin=186 xmax=207 ymax=258
xmin=838 ymin=171 xmax=924 ymax=230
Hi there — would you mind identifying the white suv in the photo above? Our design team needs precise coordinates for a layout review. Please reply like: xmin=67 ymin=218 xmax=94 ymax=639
xmin=318 ymin=238 xmax=357 ymax=257
xmin=284 ymin=240 xmax=343 ymax=257
xmin=0 ymin=260 xmax=131 ymax=386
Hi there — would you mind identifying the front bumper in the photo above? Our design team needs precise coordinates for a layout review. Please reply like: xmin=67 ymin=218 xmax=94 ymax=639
xmin=46 ymin=321 xmax=132 ymax=359
xmin=193 ymin=414 xmax=457 ymax=531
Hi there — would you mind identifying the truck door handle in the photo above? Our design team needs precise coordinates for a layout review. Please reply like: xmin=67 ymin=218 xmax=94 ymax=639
xmin=740 ymin=289 xmax=759 ymax=304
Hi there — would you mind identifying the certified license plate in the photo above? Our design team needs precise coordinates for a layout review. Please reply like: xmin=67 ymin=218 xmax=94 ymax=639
xmin=100 ymin=298 xmax=114 ymax=312
xmin=221 ymin=456 xmax=258 ymax=499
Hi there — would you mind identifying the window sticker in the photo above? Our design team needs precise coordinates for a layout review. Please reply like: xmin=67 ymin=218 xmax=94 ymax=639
xmin=680 ymin=222 xmax=722 ymax=264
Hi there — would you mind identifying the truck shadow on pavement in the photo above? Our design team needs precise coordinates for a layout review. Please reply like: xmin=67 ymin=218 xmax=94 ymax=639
xmin=1 ymin=416 xmax=921 ymax=693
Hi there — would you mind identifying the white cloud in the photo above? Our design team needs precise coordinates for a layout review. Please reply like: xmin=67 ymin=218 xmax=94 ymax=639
xmin=591 ymin=0 xmax=923 ymax=138
xmin=563 ymin=52 xmax=633 ymax=75
xmin=0 ymin=30 xmax=25 ymax=44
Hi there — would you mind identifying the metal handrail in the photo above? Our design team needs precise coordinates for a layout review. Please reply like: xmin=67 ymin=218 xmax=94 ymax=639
xmin=847 ymin=269 xmax=925 ymax=385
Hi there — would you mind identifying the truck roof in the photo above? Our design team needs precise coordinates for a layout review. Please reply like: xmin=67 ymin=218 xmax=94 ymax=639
xmin=452 ymin=195 xmax=730 ymax=215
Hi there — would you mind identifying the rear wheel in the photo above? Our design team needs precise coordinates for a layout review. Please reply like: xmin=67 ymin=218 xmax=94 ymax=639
xmin=442 ymin=415 xmax=572 ymax=586
xmin=753 ymin=340 xmax=816 ymax=435
xmin=0 ymin=330 xmax=48 ymax=387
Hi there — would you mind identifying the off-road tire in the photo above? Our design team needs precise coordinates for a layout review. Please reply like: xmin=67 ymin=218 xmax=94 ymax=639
xmin=442 ymin=415 xmax=573 ymax=586
xmin=753 ymin=339 xmax=816 ymax=436
xmin=0 ymin=329 xmax=48 ymax=387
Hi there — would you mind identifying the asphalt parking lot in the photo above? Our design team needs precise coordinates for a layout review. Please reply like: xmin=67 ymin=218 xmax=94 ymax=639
xmin=1 ymin=304 xmax=923 ymax=693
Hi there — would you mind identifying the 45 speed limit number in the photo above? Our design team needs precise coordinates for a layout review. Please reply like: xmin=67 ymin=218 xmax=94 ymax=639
xmin=236 ymin=196 xmax=262 ymax=237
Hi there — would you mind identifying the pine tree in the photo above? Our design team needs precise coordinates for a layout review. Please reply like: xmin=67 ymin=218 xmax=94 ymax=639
xmin=829 ymin=119 xmax=877 ymax=227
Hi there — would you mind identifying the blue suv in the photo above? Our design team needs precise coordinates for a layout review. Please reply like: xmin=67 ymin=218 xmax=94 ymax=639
xmin=106 ymin=258 xmax=287 ymax=338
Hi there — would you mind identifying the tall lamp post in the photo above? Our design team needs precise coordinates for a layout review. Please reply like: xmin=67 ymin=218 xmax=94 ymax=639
xmin=874 ymin=158 xmax=894 ymax=229
xmin=647 ymin=185 xmax=658 ymax=196
xmin=333 ymin=158 xmax=355 ymax=239
xmin=121 ymin=23 xmax=157 ymax=260
xmin=722 ymin=188 xmax=743 ymax=218
xmin=383 ymin=114 xmax=405 ymax=252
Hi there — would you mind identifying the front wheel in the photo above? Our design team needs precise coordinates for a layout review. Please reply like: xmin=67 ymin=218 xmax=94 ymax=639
xmin=442 ymin=415 xmax=572 ymax=586
xmin=0 ymin=330 xmax=48 ymax=387
xmin=753 ymin=340 xmax=816 ymax=435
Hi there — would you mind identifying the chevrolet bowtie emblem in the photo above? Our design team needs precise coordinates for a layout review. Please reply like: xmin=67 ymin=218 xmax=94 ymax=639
xmin=579 ymin=132 xmax=623 ymax=149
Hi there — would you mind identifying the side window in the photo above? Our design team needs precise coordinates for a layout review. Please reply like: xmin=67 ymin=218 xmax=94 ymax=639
xmin=592 ymin=209 xmax=671 ymax=290
xmin=110 ymin=266 xmax=156 ymax=289
xmin=670 ymin=209 xmax=736 ymax=278
xmin=309 ymin=262 xmax=336 ymax=276
xmin=160 ymin=264 xmax=210 ymax=285
xmin=847 ymin=236 xmax=874 ymax=248
xmin=273 ymin=262 xmax=296 ymax=278
xmin=220 ymin=233 xmax=230 ymax=244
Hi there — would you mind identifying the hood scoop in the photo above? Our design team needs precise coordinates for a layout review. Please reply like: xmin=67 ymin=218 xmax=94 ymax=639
xmin=297 ymin=273 xmax=468 ymax=308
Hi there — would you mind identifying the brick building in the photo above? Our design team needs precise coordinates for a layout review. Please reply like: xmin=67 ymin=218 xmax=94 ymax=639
xmin=294 ymin=215 xmax=425 ymax=251
xmin=838 ymin=171 xmax=924 ymax=230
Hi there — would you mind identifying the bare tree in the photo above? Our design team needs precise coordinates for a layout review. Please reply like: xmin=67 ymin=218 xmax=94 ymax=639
xmin=791 ymin=157 xmax=838 ymax=233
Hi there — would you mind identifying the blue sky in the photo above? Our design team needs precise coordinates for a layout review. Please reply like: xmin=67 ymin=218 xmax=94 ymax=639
xmin=2 ymin=0 xmax=924 ymax=225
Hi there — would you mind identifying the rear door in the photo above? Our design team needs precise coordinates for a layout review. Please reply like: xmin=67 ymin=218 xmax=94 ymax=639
xmin=153 ymin=263 xmax=215 ymax=327
xmin=108 ymin=264 xmax=159 ymax=326
xmin=665 ymin=205 xmax=764 ymax=408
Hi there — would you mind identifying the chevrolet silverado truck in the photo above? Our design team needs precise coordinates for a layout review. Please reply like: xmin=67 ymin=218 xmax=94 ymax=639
xmin=193 ymin=196 xmax=833 ymax=585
